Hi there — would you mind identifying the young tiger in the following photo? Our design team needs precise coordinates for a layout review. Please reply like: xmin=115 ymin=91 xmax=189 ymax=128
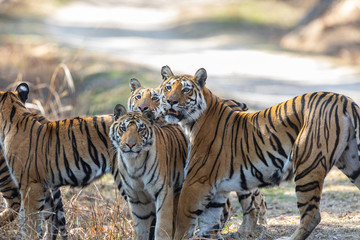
xmin=128 ymin=78 xmax=268 ymax=236
xmin=109 ymin=105 xmax=188 ymax=240
xmin=0 ymin=83 xmax=126 ymax=238
xmin=159 ymin=66 xmax=360 ymax=240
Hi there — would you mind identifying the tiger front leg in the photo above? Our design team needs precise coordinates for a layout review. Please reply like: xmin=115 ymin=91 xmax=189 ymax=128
xmin=0 ymin=192 xmax=21 ymax=225
xmin=43 ymin=188 xmax=67 ymax=240
xmin=129 ymin=197 xmax=156 ymax=240
xmin=197 ymin=192 xmax=230 ymax=239
xmin=18 ymin=182 xmax=46 ymax=239
xmin=154 ymin=187 xmax=175 ymax=240
xmin=237 ymin=189 xmax=267 ymax=236
xmin=174 ymin=181 xmax=214 ymax=240
xmin=0 ymin=155 xmax=21 ymax=225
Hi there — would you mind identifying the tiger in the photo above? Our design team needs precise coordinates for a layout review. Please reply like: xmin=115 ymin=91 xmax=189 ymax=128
xmin=109 ymin=104 xmax=188 ymax=240
xmin=127 ymin=77 xmax=268 ymax=236
xmin=159 ymin=65 xmax=360 ymax=240
xmin=0 ymin=83 xmax=128 ymax=238
xmin=0 ymin=110 xmax=67 ymax=239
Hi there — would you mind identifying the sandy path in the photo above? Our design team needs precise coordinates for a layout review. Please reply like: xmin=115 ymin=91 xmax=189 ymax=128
xmin=46 ymin=0 xmax=360 ymax=109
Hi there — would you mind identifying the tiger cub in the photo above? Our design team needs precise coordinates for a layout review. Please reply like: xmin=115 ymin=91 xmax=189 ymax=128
xmin=128 ymin=78 xmax=267 ymax=236
xmin=109 ymin=104 xmax=188 ymax=240
xmin=159 ymin=66 xmax=360 ymax=240
xmin=0 ymin=83 xmax=126 ymax=238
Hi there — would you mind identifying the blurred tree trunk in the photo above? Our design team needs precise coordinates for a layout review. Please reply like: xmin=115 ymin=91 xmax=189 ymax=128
xmin=281 ymin=0 xmax=360 ymax=62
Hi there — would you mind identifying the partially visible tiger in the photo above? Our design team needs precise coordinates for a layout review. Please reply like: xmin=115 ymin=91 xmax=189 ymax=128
xmin=0 ymin=110 xmax=67 ymax=239
xmin=128 ymin=78 xmax=268 ymax=237
xmin=0 ymin=83 xmax=127 ymax=238
xmin=159 ymin=66 xmax=360 ymax=240
xmin=109 ymin=104 xmax=188 ymax=240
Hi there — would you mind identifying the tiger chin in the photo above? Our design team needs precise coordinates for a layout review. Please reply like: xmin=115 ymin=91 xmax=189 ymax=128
xmin=159 ymin=66 xmax=360 ymax=240
xmin=109 ymin=104 xmax=188 ymax=240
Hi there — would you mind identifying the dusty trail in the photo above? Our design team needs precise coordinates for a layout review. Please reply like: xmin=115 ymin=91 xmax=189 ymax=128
xmin=46 ymin=0 xmax=360 ymax=110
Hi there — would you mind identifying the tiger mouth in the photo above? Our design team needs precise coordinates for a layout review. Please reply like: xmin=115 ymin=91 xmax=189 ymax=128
xmin=167 ymin=109 xmax=179 ymax=117
xmin=123 ymin=149 xmax=141 ymax=155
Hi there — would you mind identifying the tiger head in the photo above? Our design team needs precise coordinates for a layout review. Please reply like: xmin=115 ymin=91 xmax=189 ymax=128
xmin=0 ymin=83 xmax=29 ymax=125
xmin=127 ymin=78 xmax=164 ymax=121
xmin=110 ymin=104 xmax=155 ymax=158
xmin=159 ymin=66 xmax=207 ymax=125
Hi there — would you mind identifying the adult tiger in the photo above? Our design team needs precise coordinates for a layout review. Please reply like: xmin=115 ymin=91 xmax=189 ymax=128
xmin=0 ymin=83 xmax=126 ymax=238
xmin=128 ymin=78 xmax=268 ymax=236
xmin=109 ymin=105 xmax=188 ymax=240
xmin=0 ymin=112 xmax=67 ymax=239
xmin=159 ymin=66 xmax=360 ymax=240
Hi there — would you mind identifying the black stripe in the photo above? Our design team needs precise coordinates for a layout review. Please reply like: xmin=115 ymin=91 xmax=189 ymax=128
xmin=9 ymin=106 xmax=16 ymax=123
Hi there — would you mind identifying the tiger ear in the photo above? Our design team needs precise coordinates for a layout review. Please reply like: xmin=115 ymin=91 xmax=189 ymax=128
xmin=16 ymin=83 xmax=29 ymax=104
xmin=194 ymin=68 xmax=207 ymax=89
xmin=161 ymin=65 xmax=174 ymax=81
xmin=130 ymin=78 xmax=142 ymax=93
xmin=114 ymin=104 xmax=127 ymax=121
xmin=143 ymin=110 xmax=155 ymax=124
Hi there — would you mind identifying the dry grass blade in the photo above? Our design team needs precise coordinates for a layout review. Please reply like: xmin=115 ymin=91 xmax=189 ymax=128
xmin=25 ymin=100 xmax=46 ymax=115
xmin=49 ymin=63 xmax=75 ymax=97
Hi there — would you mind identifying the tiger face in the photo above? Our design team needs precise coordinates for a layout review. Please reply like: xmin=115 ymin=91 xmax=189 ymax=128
xmin=110 ymin=104 xmax=155 ymax=158
xmin=159 ymin=66 xmax=207 ymax=125
xmin=128 ymin=78 xmax=163 ymax=120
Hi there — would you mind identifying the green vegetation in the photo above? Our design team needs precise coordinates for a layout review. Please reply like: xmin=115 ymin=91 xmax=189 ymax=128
xmin=75 ymin=69 xmax=159 ymax=115
xmin=209 ymin=0 xmax=303 ymax=28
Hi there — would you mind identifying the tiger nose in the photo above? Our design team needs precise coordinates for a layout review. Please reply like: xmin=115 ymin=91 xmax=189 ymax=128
xmin=138 ymin=106 xmax=149 ymax=112
xmin=167 ymin=99 xmax=178 ymax=106
xmin=126 ymin=142 xmax=135 ymax=149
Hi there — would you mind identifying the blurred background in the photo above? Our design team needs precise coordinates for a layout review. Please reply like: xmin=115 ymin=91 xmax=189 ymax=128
xmin=0 ymin=0 xmax=360 ymax=119
xmin=0 ymin=1 xmax=360 ymax=239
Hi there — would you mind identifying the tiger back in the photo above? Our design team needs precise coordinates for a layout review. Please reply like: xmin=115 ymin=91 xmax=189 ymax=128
xmin=109 ymin=105 xmax=188 ymax=240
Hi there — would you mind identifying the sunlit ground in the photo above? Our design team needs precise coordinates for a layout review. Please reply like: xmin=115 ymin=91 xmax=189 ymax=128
xmin=225 ymin=168 xmax=360 ymax=240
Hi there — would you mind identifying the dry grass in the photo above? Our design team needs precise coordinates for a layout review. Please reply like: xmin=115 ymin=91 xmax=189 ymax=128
xmin=0 ymin=39 xmax=78 ymax=120
xmin=61 ymin=175 xmax=133 ymax=239
xmin=2 ymin=168 xmax=357 ymax=239
xmin=5 ymin=62 xmax=75 ymax=120
xmin=60 ymin=168 xmax=360 ymax=240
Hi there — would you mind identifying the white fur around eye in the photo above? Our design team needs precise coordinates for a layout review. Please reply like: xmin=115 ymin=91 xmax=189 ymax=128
xmin=19 ymin=85 xmax=28 ymax=92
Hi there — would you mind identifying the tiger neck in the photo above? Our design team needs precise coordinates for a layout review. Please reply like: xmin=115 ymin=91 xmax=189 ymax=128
xmin=181 ymin=87 xmax=221 ymax=141
xmin=0 ymin=103 xmax=35 ymax=142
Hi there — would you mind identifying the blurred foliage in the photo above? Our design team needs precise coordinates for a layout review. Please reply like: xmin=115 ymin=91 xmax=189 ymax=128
xmin=75 ymin=66 xmax=159 ymax=115
xmin=281 ymin=0 xmax=360 ymax=64
xmin=0 ymin=0 xmax=159 ymax=117
xmin=208 ymin=0 xmax=304 ymax=28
